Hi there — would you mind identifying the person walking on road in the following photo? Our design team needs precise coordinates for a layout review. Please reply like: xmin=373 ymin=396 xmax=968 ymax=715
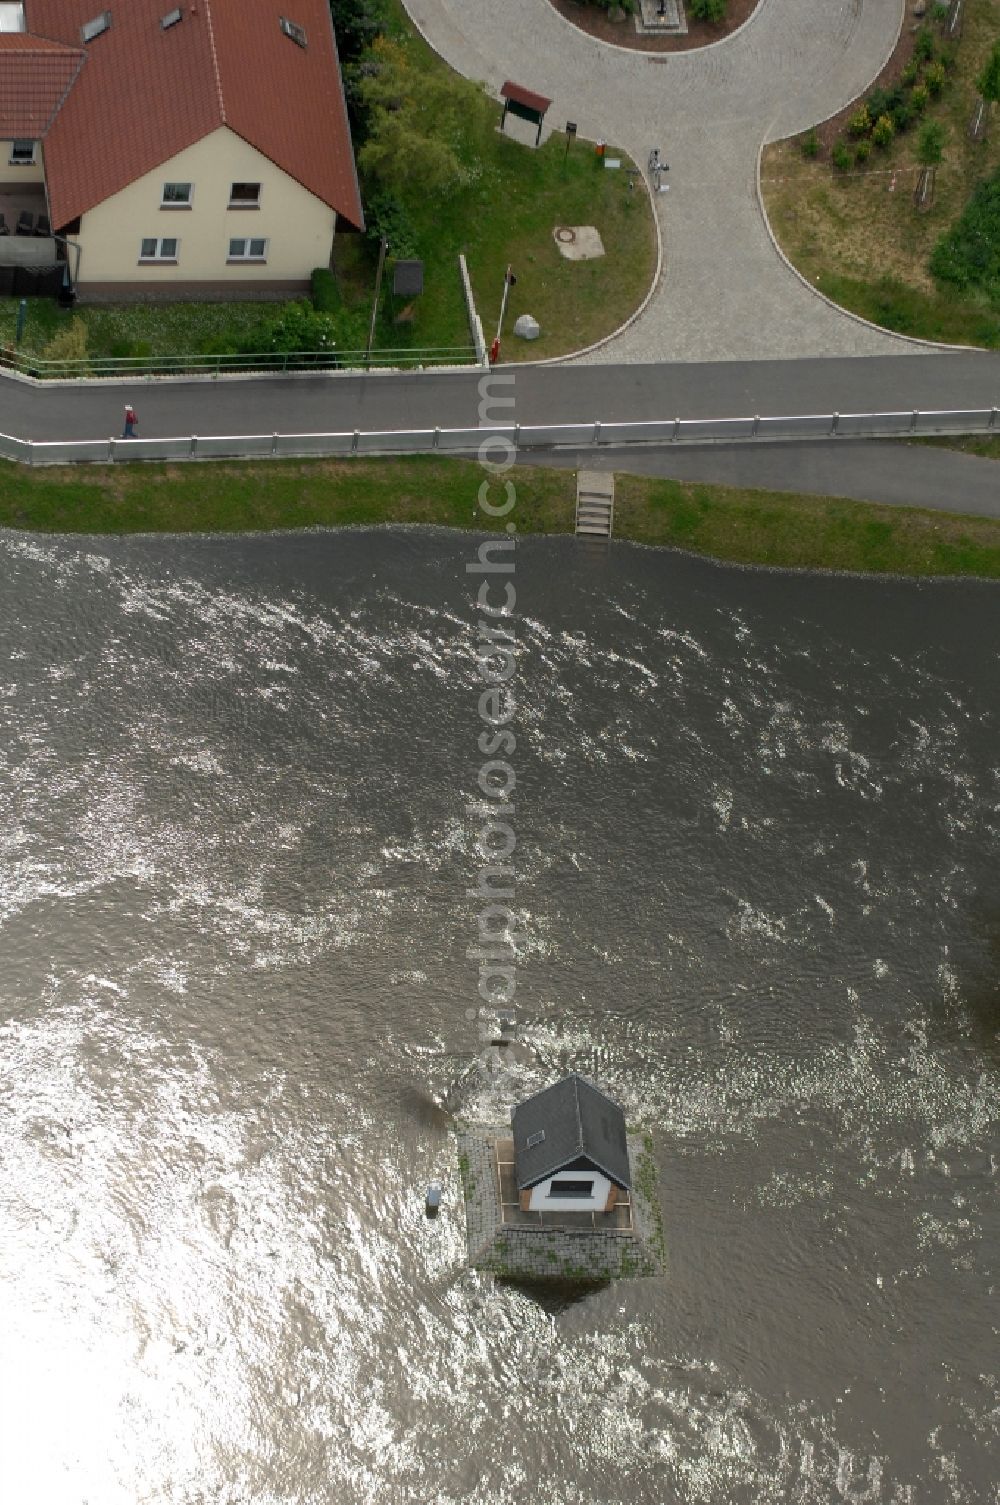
xmin=123 ymin=403 xmax=138 ymax=439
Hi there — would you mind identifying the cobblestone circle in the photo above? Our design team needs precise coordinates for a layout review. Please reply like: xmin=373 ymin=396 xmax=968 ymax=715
xmin=402 ymin=0 xmax=933 ymax=362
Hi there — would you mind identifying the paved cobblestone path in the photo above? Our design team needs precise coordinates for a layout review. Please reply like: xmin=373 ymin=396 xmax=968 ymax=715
xmin=403 ymin=0 xmax=925 ymax=361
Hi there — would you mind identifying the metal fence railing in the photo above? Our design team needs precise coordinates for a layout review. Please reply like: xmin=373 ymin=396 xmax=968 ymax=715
xmin=0 ymin=345 xmax=479 ymax=380
xmin=0 ymin=408 xmax=996 ymax=466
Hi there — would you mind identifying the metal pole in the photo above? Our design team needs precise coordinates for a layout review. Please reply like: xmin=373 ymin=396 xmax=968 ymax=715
xmin=366 ymin=237 xmax=388 ymax=367
xmin=15 ymin=298 xmax=27 ymax=345
xmin=495 ymin=265 xmax=512 ymax=345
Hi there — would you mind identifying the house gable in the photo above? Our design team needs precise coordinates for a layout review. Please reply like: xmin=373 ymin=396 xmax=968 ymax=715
xmin=511 ymin=1073 xmax=632 ymax=1192
xmin=22 ymin=0 xmax=361 ymax=231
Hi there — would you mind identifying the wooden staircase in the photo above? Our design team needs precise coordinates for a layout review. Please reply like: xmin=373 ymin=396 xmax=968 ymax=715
xmin=575 ymin=470 xmax=614 ymax=538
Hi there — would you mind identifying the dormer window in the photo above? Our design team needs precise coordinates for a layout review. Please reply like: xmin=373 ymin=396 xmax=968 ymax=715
xmin=279 ymin=16 xmax=306 ymax=47
xmin=161 ymin=6 xmax=182 ymax=27
xmin=81 ymin=10 xmax=110 ymax=43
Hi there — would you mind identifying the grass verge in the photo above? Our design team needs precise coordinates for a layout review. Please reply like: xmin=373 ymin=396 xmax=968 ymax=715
xmin=761 ymin=0 xmax=1000 ymax=347
xmin=335 ymin=0 xmax=656 ymax=360
xmin=1 ymin=455 xmax=998 ymax=578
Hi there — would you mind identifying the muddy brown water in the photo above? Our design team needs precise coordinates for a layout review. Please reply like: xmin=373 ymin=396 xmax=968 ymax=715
xmin=1 ymin=527 xmax=997 ymax=1503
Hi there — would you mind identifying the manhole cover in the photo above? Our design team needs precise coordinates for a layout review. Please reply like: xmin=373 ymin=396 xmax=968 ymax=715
xmin=555 ymin=226 xmax=576 ymax=243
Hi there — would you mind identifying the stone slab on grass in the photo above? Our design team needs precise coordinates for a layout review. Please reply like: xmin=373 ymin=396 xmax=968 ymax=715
xmin=553 ymin=225 xmax=606 ymax=261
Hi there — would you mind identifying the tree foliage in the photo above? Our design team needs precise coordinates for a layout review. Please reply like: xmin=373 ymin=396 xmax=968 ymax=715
xmin=977 ymin=40 xmax=1000 ymax=104
xmin=930 ymin=167 xmax=1000 ymax=298
xmin=917 ymin=119 xmax=946 ymax=166
xmin=357 ymin=37 xmax=493 ymax=202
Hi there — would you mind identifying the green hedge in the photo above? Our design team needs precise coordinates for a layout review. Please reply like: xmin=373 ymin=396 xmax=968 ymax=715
xmin=930 ymin=168 xmax=1000 ymax=300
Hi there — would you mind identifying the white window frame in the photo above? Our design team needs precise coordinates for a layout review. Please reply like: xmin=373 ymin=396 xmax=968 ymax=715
xmin=228 ymin=182 xmax=261 ymax=209
xmin=227 ymin=237 xmax=268 ymax=263
xmin=279 ymin=16 xmax=307 ymax=47
xmin=81 ymin=9 xmax=110 ymax=42
xmin=9 ymin=138 xmax=35 ymax=166
xmin=139 ymin=236 xmax=179 ymax=263
xmin=161 ymin=181 xmax=192 ymax=208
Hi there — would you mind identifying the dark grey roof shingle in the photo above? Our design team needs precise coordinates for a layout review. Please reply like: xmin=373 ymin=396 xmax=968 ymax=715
xmin=511 ymin=1074 xmax=631 ymax=1190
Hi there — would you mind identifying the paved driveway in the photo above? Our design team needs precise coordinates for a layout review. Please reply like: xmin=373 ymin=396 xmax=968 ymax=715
xmin=403 ymin=0 xmax=926 ymax=362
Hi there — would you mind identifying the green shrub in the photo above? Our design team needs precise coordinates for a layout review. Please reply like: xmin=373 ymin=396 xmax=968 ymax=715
xmin=198 ymin=334 xmax=240 ymax=357
xmin=832 ymin=141 xmax=853 ymax=170
xmin=855 ymin=138 xmax=873 ymax=164
xmin=925 ymin=62 xmax=946 ymax=96
xmin=363 ymin=190 xmax=419 ymax=260
xmin=978 ymin=40 xmax=1000 ymax=105
xmin=41 ymin=316 xmax=88 ymax=366
xmin=917 ymin=118 xmax=946 ymax=167
xmin=891 ymin=100 xmax=913 ymax=132
xmin=901 ymin=60 xmax=920 ymax=86
xmin=930 ymin=167 xmax=1000 ymax=296
xmin=689 ymin=0 xmax=727 ymax=20
xmin=872 ymin=113 xmax=896 ymax=148
xmin=866 ymin=88 xmax=890 ymax=121
xmin=911 ymin=84 xmax=929 ymax=113
xmin=914 ymin=27 xmax=935 ymax=62
xmin=929 ymin=0 xmax=949 ymax=19
xmin=310 ymin=267 xmax=341 ymax=313
xmin=848 ymin=107 xmax=871 ymax=137
xmin=237 ymin=301 xmax=340 ymax=357
xmin=801 ymin=129 xmax=819 ymax=158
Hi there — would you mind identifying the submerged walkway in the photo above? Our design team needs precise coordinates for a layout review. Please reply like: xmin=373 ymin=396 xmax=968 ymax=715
xmin=403 ymin=0 xmax=922 ymax=362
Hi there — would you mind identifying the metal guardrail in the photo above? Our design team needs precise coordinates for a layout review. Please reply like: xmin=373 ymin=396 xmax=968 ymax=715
xmin=0 ymin=345 xmax=479 ymax=379
xmin=0 ymin=408 xmax=996 ymax=466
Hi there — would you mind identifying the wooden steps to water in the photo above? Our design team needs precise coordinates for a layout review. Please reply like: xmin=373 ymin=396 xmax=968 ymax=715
xmin=575 ymin=470 xmax=614 ymax=538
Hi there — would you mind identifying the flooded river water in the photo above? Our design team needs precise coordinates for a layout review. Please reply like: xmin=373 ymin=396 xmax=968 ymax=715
xmin=1 ymin=527 xmax=997 ymax=1503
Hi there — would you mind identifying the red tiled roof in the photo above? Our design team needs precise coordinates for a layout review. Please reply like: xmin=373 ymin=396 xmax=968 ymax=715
xmin=0 ymin=32 xmax=83 ymax=138
xmin=23 ymin=0 xmax=362 ymax=231
xmin=500 ymin=81 xmax=551 ymax=115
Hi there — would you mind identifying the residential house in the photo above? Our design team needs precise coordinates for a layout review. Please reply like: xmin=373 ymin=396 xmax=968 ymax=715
xmin=0 ymin=0 xmax=362 ymax=299
xmin=511 ymin=1073 xmax=632 ymax=1214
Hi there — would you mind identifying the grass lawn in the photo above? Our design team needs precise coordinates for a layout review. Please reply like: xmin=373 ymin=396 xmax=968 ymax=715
xmin=0 ymin=298 xmax=368 ymax=363
xmin=334 ymin=0 xmax=656 ymax=361
xmin=918 ymin=433 xmax=1000 ymax=458
xmin=0 ymin=1 xmax=654 ymax=368
xmin=761 ymin=0 xmax=1000 ymax=346
xmin=1 ymin=455 xmax=998 ymax=578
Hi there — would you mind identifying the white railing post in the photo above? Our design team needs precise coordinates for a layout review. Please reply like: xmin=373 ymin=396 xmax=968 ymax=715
xmin=272 ymin=432 xmax=278 ymax=455
xmin=594 ymin=421 xmax=601 ymax=444
xmin=991 ymin=407 xmax=998 ymax=430
xmin=832 ymin=413 xmax=840 ymax=435
xmin=752 ymin=414 xmax=759 ymax=437
xmin=352 ymin=429 xmax=359 ymax=454
xmin=910 ymin=410 xmax=918 ymax=433
xmin=190 ymin=434 xmax=198 ymax=458
xmin=433 ymin=427 xmax=440 ymax=449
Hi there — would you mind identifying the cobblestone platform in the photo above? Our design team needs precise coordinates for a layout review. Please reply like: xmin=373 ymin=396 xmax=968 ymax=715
xmin=457 ymin=1128 xmax=666 ymax=1282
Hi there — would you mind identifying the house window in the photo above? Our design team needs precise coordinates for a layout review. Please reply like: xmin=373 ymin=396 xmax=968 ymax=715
xmin=279 ymin=16 xmax=307 ymax=47
xmin=81 ymin=9 xmax=110 ymax=42
xmin=9 ymin=139 xmax=34 ymax=165
xmin=161 ymin=182 xmax=192 ymax=207
xmin=228 ymin=238 xmax=268 ymax=262
xmin=139 ymin=236 xmax=178 ymax=262
xmin=547 ymin=1179 xmax=595 ymax=1198
xmin=229 ymin=182 xmax=260 ymax=208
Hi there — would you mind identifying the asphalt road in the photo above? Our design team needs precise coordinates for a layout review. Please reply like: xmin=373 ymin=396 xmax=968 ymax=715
xmin=2 ymin=353 xmax=1000 ymax=442
xmin=523 ymin=440 xmax=1000 ymax=519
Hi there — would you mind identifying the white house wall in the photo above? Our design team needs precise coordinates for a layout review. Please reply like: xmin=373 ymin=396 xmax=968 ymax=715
xmin=0 ymin=138 xmax=45 ymax=185
xmin=527 ymin=1171 xmax=612 ymax=1214
xmin=66 ymin=127 xmax=336 ymax=293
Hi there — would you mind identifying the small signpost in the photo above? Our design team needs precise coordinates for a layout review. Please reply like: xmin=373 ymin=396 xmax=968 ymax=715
xmin=499 ymin=80 xmax=552 ymax=148
xmin=564 ymin=120 xmax=577 ymax=164
xmin=491 ymin=265 xmax=517 ymax=364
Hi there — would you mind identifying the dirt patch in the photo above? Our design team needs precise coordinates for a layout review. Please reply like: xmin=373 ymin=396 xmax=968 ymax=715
xmin=546 ymin=0 xmax=760 ymax=52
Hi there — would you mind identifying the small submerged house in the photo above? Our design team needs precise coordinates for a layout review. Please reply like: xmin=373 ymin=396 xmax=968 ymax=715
xmin=511 ymin=1072 xmax=631 ymax=1214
